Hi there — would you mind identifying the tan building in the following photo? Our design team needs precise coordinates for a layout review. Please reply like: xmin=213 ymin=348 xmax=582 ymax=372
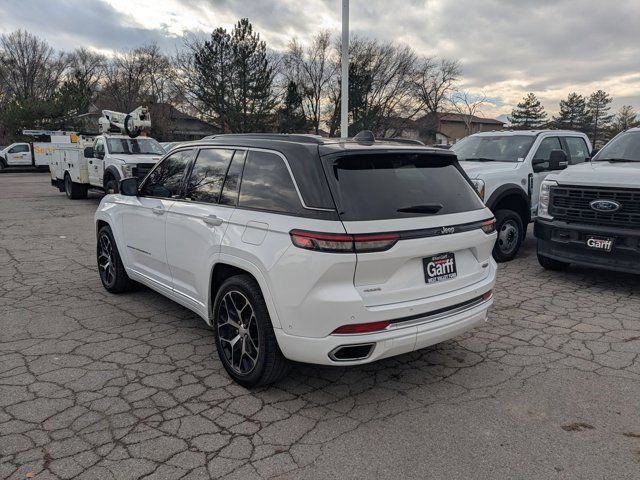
xmin=389 ymin=113 xmax=505 ymax=145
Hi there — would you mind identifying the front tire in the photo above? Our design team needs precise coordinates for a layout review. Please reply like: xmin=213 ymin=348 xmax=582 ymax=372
xmin=97 ymin=226 xmax=135 ymax=293
xmin=493 ymin=209 xmax=524 ymax=262
xmin=104 ymin=177 xmax=119 ymax=194
xmin=537 ymin=252 xmax=570 ymax=271
xmin=213 ymin=275 xmax=290 ymax=387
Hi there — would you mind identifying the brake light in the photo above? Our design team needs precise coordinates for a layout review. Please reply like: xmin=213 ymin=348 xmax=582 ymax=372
xmin=332 ymin=320 xmax=390 ymax=334
xmin=289 ymin=230 xmax=399 ymax=253
xmin=481 ymin=218 xmax=496 ymax=234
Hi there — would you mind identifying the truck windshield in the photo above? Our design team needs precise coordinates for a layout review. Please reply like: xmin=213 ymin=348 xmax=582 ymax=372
xmin=451 ymin=135 xmax=535 ymax=162
xmin=107 ymin=138 xmax=164 ymax=155
xmin=594 ymin=131 xmax=640 ymax=162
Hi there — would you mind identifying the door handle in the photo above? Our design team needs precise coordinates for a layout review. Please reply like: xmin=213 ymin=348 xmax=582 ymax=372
xmin=202 ymin=215 xmax=223 ymax=226
xmin=151 ymin=207 xmax=165 ymax=216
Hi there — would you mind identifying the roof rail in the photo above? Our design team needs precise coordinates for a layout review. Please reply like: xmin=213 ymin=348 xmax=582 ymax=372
xmin=202 ymin=133 xmax=324 ymax=144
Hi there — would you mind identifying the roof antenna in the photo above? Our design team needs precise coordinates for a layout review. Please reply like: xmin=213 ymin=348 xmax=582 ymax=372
xmin=354 ymin=130 xmax=375 ymax=143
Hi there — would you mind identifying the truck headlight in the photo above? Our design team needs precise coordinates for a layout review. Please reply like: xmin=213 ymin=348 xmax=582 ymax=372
xmin=538 ymin=180 xmax=556 ymax=220
xmin=120 ymin=164 xmax=133 ymax=178
xmin=471 ymin=179 xmax=485 ymax=200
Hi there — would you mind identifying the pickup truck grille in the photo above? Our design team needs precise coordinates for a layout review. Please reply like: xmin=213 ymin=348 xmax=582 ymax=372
xmin=132 ymin=163 xmax=155 ymax=180
xmin=550 ymin=185 xmax=640 ymax=228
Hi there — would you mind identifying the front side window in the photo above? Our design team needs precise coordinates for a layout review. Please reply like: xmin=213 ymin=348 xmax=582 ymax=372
xmin=594 ymin=131 xmax=640 ymax=162
xmin=324 ymin=153 xmax=484 ymax=221
xmin=184 ymin=148 xmax=235 ymax=204
xmin=106 ymin=138 xmax=164 ymax=155
xmin=239 ymin=151 xmax=302 ymax=214
xmin=139 ymin=149 xmax=193 ymax=198
xmin=9 ymin=144 xmax=29 ymax=153
xmin=565 ymin=137 xmax=590 ymax=164
xmin=95 ymin=139 xmax=105 ymax=157
xmin=534 ymin=137 xmax=562 ymax=162
xmin=451 ymin=135 xmax=535 ymax=162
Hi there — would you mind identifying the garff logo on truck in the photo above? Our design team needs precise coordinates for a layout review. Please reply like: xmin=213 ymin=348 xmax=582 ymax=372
xmin=590 ymin=199 xmax=620 ymax=212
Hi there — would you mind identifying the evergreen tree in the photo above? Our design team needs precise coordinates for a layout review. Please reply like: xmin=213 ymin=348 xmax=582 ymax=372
xmin=193 ymin=18 xmax=276 ymax=132
xmin=553 ymin=92 xmax=586 ymax=130
xmin=509 ymin=93 xmax=547 ymax=129
xmin=585 ymin=90 xmax=614 ymax=146
xmin=277 ymin=81 xmax=308 ymax=133
xmin=612 ymin=104 xmax=638 ymax=134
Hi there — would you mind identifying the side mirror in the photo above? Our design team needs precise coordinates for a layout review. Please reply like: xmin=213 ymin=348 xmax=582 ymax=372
xmin=84 ymin=147 xmax=94 ymax=158
xmin=549 ymin=150 xmax=568 ymax=170
xmin=532 ymin=157 xmax=548 ymax=173
xmin=119 ymin=177 xmax=139 ymax=196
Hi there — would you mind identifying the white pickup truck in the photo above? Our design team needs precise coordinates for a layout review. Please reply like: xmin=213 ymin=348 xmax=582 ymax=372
xmin=450 ymin=130 xmax=593 ymax=261
xmin=50 ymin=134 xmax=164 ymax=199
xmin=0 ymin=140 xmax=68 ymax=170
xmin=535 ymin=127 xmax=640 ymax=274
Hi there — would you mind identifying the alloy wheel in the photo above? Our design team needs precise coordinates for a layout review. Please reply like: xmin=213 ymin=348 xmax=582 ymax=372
xmin=217 ymin=290 xmax=260 ymax=375
xmin=97 ymin=234 xmax=116 ymax=287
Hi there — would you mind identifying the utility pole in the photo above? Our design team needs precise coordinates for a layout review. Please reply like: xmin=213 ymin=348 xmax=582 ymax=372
xmin=341 ymin=0 xmax=349 ymax=138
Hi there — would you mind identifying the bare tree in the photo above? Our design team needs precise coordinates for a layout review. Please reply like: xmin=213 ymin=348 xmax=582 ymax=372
xmin=450 ymin=91 xmax=488 ymax=135
xmin=0 ymin=30 xmax=66 ymax=101
xmin=100 ymin=48 xmax=150 ymax=111
xmin=414 ymin=57 xmax=461 ymax=115
xmin=283 ymin=32 xmax=336 ymax=134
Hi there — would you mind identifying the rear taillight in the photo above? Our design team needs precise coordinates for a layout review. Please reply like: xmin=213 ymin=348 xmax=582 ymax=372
xmin=290 ymin=230 xmax=399 ymax=253
xmin=481 ymin=218 xmax=496 ymax=234
xmin=332 ymin=320 xmax=390 ymax=334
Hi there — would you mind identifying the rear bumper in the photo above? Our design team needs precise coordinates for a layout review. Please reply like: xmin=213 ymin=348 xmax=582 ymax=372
xmin=534 ymin=219 xmax=640 ymax=274
xmin=274 ymin=289 xmax=494 ymax=366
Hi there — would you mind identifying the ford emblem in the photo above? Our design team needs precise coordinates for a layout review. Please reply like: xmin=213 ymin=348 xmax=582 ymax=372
xmin=590 ymin=199 xmax=620 ymax=212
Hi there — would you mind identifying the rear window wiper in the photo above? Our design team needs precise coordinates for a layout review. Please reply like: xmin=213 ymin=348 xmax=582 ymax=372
xmin=397 ymin=204 xmax=443 ymax=214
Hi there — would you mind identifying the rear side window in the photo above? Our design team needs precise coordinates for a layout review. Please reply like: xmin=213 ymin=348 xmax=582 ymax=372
xmin=324 ymin=153 xmax=484 ymax=221
xmin=239 ymin=151 xmax=303 ymax=214
xmin=140 ymin=149 xmax=193 ymax=198
xmin=565 ymin=137 xmax=590 ymax=164
xmin=184 ymin=148 xmax=235 ymax=203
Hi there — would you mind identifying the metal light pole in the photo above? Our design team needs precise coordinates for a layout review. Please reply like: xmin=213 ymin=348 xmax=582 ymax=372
xmin=340 ymin=0 xmax=349 ymax=138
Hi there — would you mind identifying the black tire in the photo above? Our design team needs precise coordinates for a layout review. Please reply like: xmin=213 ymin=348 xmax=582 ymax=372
xmin=104 ymin=176 xmax=119 ymax=194
xmin=64 ymin=172 xmax=87 ymax=199
xmin=97 ymin=226 xmax=135 ymax=293
xmin=537 ymin=252 xmax=570 ymax=271
xmin=493 ymin=209 xmax=524 ymax=262
xmin=213 ymin=274 xmax=290 ymax=387
xmin=0 ymin=158 xmax=6 ymax=171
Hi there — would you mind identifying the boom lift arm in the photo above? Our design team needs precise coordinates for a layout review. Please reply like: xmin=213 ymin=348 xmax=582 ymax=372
xmin=99 ymin=106 xmax=151 ymax=138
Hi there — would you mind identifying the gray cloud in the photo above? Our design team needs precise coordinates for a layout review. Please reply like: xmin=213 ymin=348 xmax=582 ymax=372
xmin=1 ymin=0 xmax=638 ymax=114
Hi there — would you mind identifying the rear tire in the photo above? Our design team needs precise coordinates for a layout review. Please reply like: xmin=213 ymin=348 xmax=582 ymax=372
xmin=97 ymin=226 xmax=135 ymax=293
xmin=64 ymin=173 xmax=87 ymax=199
xmin=213 ymin=274 xmax=290 ymax=387
xmin=493 ymin=209 xmax=524 ymax=262
xmin=537 ymin=252 xmax=570 ymax=271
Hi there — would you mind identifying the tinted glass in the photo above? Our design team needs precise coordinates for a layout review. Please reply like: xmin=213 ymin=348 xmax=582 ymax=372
xmin=239 ymin=151 xmax=302 ymax=213
xmin=140 ymin=149 xmax=193 ymax=198
xmin=9 ymin=144 xmax=29 ymax=153
xmin=324 ymin=153 xmax=484 ymax=221
xmin=565 ymin=137 xmax=589 ymax=164
xmin=451 ymin=135 xmax=534 ymax=162
xmin=534 ymin=137 xmax=562 ymax=161
xmin=106 ymin=138 xmax=164 ymax=155
xmin=95 ymin=139 xmax=105 ymax=156
xmin=220 ymin=151 xmax=246 ymax=206
xmin=594 ymin=131 xmax=640 ymax=162
xmin=184 ymin=149 xmax=234 ymax=204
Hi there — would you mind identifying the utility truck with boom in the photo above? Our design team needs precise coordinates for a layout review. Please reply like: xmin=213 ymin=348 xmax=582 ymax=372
xmin=49 ymin=107 xmax=164 ymax=199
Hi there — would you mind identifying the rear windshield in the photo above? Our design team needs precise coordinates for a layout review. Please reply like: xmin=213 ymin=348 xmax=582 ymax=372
xmin=323 ymin=153 xmax=484 ymax=221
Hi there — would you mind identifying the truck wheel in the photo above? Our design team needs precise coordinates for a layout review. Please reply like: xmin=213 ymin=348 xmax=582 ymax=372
xmin=213 ymin=274 xmax=291 ymax=387
xmin=105 ymin=177 xmax=119 ymax=194
xmin=0 ymin=159 xmax=6 ymax=171
xmin=537 ymin=252 xmax=570 ymax=271
xmin=97 ymin=226 xmax=135 ymax=293
xmin=64 ymin=173 xmax=86 ymax=199
xmin=493 ymin=210 xmax=523 ymax=262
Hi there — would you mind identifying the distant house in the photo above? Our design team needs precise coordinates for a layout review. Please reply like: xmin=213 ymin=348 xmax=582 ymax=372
xmin=76 ymin=103 xmax=221 ymax=141
xmin=386 ymin=113 xmax=505 ymax=145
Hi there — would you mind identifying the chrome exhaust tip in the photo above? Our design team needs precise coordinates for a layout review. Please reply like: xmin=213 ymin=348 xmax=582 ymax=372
xmin=328 ymin=343 xmax=375 ymax=362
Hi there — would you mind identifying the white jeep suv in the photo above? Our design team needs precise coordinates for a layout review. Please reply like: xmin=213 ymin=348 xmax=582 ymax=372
xmin=94 ymin=133 xmax=498 ymax=386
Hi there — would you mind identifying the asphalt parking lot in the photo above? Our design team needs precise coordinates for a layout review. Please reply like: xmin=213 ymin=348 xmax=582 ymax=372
xmin=1 ymin=171 xmax=639 ymax=480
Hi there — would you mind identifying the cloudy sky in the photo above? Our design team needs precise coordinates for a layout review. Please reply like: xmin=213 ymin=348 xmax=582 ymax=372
xmin=1 ymin=0 xmax=639 ymax=118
